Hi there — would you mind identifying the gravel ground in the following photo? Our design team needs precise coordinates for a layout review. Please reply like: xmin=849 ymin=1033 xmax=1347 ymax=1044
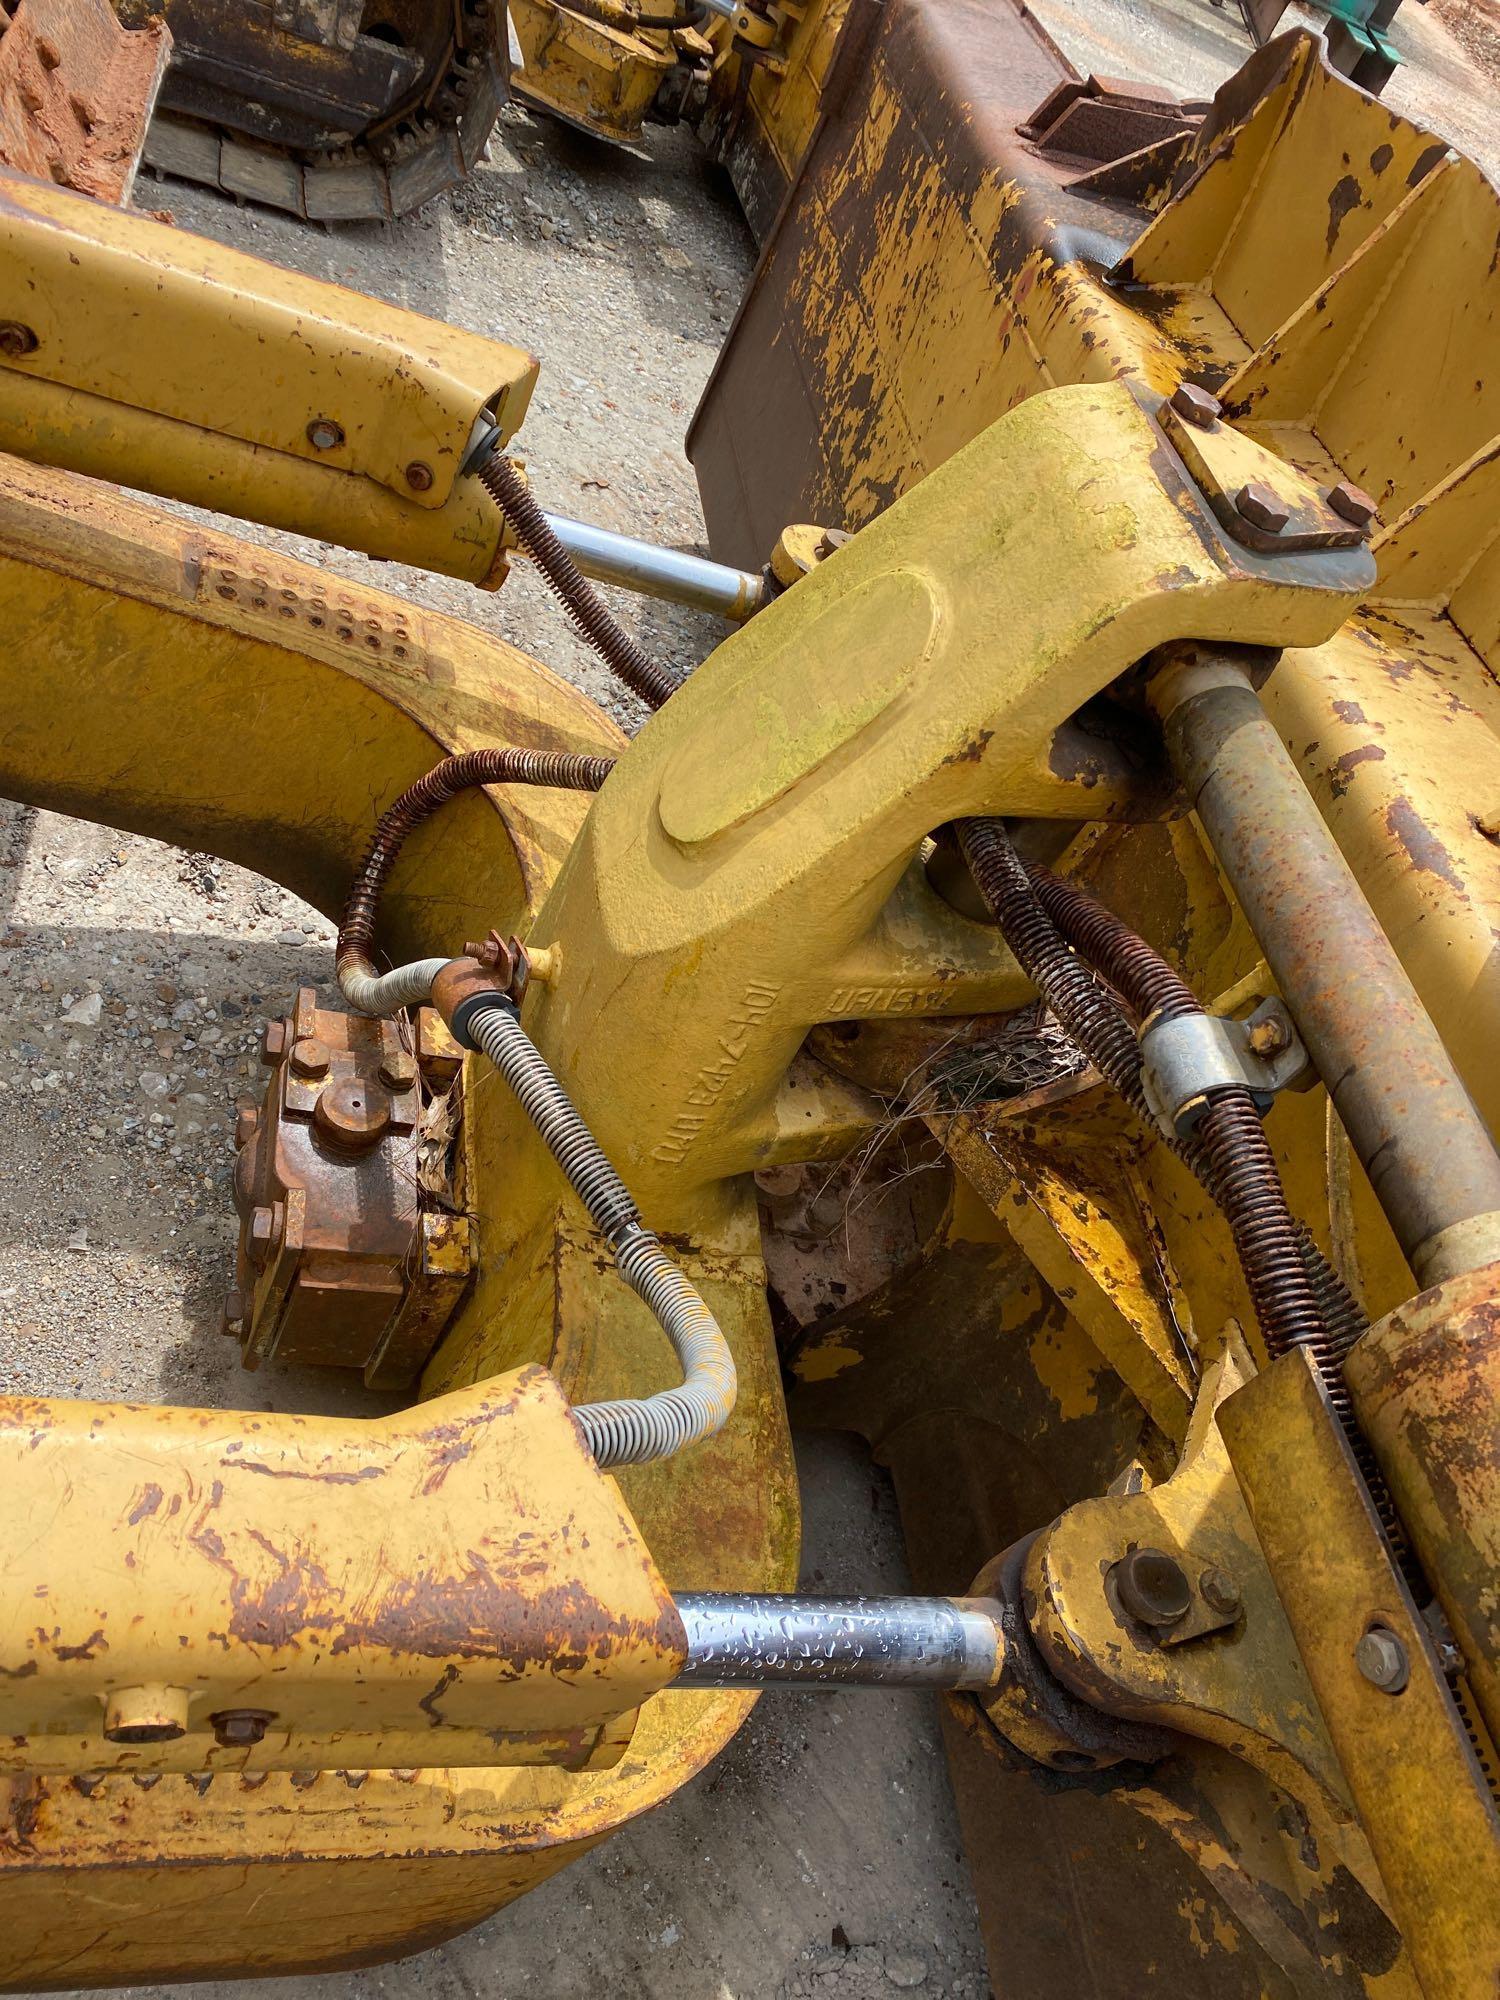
xmin=6 ymin=102 xmax=990 ymax=2000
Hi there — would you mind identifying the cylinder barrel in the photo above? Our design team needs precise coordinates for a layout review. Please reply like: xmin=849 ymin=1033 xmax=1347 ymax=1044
xmin=1150 ymin=647 xmax=1500 ymax=1288
xmin=1345 ymin=1260 xmax=1500 ymax=1745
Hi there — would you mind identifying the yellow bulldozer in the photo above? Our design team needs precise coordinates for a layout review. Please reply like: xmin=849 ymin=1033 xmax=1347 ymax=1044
xmin=0 ymin=0 xmax=1496 ymax=1994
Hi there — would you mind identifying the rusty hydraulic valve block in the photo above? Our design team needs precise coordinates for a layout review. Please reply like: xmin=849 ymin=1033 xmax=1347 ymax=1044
xmin=225 ymin=986 xmax=473 ymax=1388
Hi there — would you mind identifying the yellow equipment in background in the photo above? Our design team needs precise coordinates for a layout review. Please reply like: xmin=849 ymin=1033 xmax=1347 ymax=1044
xmin=0 ymin=17 xmax=1497 ymax=2000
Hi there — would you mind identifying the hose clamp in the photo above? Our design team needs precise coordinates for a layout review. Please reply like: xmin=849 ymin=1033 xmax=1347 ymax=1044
xmin=447 ymin=987 xmax=518 ymax=1051
xmin=1140 ymin=1000 xmax=1311 ymax=1138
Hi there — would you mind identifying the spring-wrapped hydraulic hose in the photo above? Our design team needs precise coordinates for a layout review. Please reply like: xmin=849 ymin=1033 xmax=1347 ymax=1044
xmin=474 ymin=449 xmax=680 ymax=712
xmin=461 ymin=998 xmax=737 ymax=1466
xmin=336 ymin=746 xmax=615 ymax=1015
xmin=954 ymin=818 xmax=1411 ymax=1563
xmin=1023 ymin=860 xmax=1366 ymax=1361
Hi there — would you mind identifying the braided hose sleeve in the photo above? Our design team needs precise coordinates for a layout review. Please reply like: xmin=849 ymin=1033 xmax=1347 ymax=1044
xmin=466 ymin=1002 xmax=737 ymax=1467
xmin=475 ymin=452 xmax=680 ymax=711
xmin=337 ymin=747 xmax=615 ymax=993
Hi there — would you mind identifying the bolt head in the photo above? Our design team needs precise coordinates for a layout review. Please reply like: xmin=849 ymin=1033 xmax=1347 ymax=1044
xmin=261 ymin=1020 xmax=288 ymax=1066
xmin=1235 ymin=481 xmax=1291 ymax=534
xmin=463 ymin=928 xmax=514 ymax=977
xmin=222 ymin=1287 xmax=248 ymax=1334
xmin=289 ymin=1035 xmax=331 ymax=1080
xmin=233 ymin=1104 xmax=260 ymax=1150
xmin=1169 ymin=382 xmax=1222 ymax=429
xmin=0 ymin=321 xmax=38 ymax=360
xmin=1326 ymin=479 xmax=1378 ymax=533
xmin=1113 ymin=1547 xmax=1192 ymax=1628
xmin=1355 ymin=1623 xmax=1410 ymax=1693
xmin=247 ymin=1204 xmax=279 ymax=1264
xmin=211 ymin=1708 xmax=274 ymax=1749
xmin=1246 ymin=1015 xmax=1290 ymax=1059
xmin=306 ymin=417 xmax=345 ymax=451
xmin=815 ymin=527 xmax=852 ymax=560
xmin=405 ymin=460 xmax=434 ymax=492
xmin=1198 ymin=1565 xmax=1242 ymax=1616
xmin=379 ymin=1050 xmax=418 ymax=1091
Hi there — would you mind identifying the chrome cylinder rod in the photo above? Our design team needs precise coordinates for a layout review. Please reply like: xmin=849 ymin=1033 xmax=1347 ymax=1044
xmin=541 ymin=513 xmax=766 ymax=622
xmin=1150 ymin=646 xmax=1500 ymax=1287
xmin=672 ymin=1593 xmax=1004 ymax=1690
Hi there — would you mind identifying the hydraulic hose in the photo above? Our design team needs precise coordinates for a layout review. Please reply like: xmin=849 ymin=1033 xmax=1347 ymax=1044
xmin=954 ymin=820 xmax=1353 ymax=1365
xmin=1024 ymin=859 xmax=1366 ymax=1361
xmin=459 ymin=997 xmax=737 ymax=1467
xmin=955 ymin=818 xmax=1409 ymax=1561
xmin=474 ymin=449 xmax=680 ymax=711
xmin=336 ymin=747 xmax=614 ymax=1016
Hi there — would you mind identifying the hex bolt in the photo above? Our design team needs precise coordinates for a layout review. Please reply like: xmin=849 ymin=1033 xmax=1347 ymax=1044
xmin=405 ymin=460 xmax=434 ymax=492
xmin=1168 ymin=382 xmax=1221 ymax=429
xmin=1246 ymin=1014 xmax=1291 ymax=1059
xmin=222 ymin=1287 xmax=247 ymax=1334
xmin=211 ymin=1709 xmax=275 ymax=1749
xmin=1198 ymin=1566 xmax=1242 ymax=1616
xmin=1235 ymin=481 xmax=1291 ymax=535
xmin=379 ymin=1050 xmax=418 ymax=1091
xmin=1326 ymin=479 xmax=1379 ymax=533
xmin=233 ymin=1104 xmax=260 ymax=1151
xmin=0 ymin=321 xmax=38 ymax=359
xmin=1112 ymin=1547 xmax=1192 ymax=1628
xmin=306 ymin=417 xmax=346 ymax=451
xmin=247 ymin=1204 xmax=280 ymax=1265
xmin=1355 ymin=1623 xmax=1410 ymax=1694
xmin=261 ymin=1019 xmax=288 ymax=1066
xmin=289 ymin=1035 xmax=332 ymax=1080
xmin=815 ymin=527 xmax=852 ymax=559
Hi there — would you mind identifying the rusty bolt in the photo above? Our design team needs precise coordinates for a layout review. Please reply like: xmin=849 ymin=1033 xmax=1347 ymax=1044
xmin=0 ymin=321 xmax=38 ymax=359
xmin=464 ymin=928 xmax=516 ymax=979
xmin=306 ymin=417 xmax=345 ymax=451
xmin=247 ymin=1204 xmax=280 ymax=1265
xmin=1355 ymin=1623 xmax=1409 ymax=1694
xmin=815 ymin=527 xmax=852 ymax=560
xmin=405 ymin=460 xmax=434 ymax=492
xmin=211 ymin=1709 xmax=275 ymax=1749
xmin=1235 ymin=481 xmax=1290 ymax=535
xmin=1168 ymin=382 xmax=1221 ymax=429
xmin=289 ymin=1035 xmax=331 ymax=1080
xmin=233 ymin=1104 xmax=260 ymax=1151
xmin=1246 ymin=1014 xmax=1291 ymax=1059
xmin=1326 ymin=479 xmax=1379 ymax=534
xmin=261 ymin=1019 xmax=288 ymax=1066
xmin=222 ymin=1287 xmax=248 ymax=1334
xmin=1112 ymin=1547 xmax=1192 ymax=1628
xmin=379 ymin=1049 xmax=418 ymax=1091
xmin=1198 ymin=1566 xmax=1242 ymax=1616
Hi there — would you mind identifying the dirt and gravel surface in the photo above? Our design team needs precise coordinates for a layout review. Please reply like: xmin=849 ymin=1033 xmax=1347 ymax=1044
xmin=6 ymin=104 xmax=990 ymax=2000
